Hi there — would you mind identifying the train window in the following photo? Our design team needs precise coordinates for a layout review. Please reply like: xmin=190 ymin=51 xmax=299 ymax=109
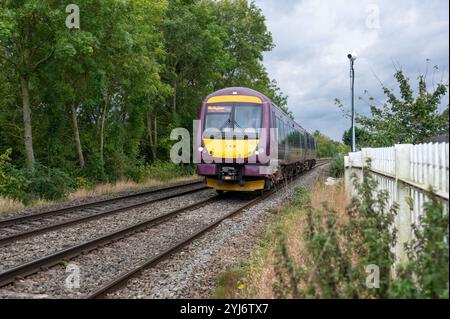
xmin=205 ymin=106 xmax=232 ymax=129
xmin=204 ymin=104 xmax=262 ymax=135
xmin=276 ymin=117 xmax=282 ymax=141
xmin=234 ymin=106 xmax=262 ymax=130
xmin=272 ymin=111 xmax=276 ymax=129
xmin=294 ymin=131 xmax=300 ymax=148
xmin=289 ymin=129 xmax=294 ymax=147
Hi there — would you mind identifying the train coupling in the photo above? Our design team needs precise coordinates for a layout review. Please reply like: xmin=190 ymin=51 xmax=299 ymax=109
xmin=219 ymin=166 xmax=245 ymax=186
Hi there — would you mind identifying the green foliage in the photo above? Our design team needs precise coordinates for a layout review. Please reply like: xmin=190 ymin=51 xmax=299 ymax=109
xmin=340 ymin=162 xmax=398 ymax=298
xmin=0 ymin=149 xmax=74 ymax=203
xmin=0 ymin=149 xmax=30 ymax=201
xmin=313 ymin=130 xmax=349 ymax=159
xmin=272 ymin=160 xmax=449 ymax=299
xmin=336 ymin=65 xmax=449 ymax=146
xmin=329 ymin=154 xmax=344 ymax=178
xmin=127 ymin=161 xmax=196 ymax=183
xmin=0 ymin=0 xmax=288 ymax=189
xmin=213 ymin=266 xmax=247 ymax=299
xmin=390 ymin=194 xmax=449 ymax=298
xmin=342 ymin=127 xmax=373 ymax=150
xmin=24 ymin=163 xmax=74 ymax=202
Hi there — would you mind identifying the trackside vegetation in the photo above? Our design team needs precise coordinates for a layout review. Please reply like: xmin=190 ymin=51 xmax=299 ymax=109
xmin=213 ymin=166 xmax=448 ymax=299
xmin=0 ymin=1 xmax=343 ymax=207
xmin=0 ymin=0 xmax=288 ymax=204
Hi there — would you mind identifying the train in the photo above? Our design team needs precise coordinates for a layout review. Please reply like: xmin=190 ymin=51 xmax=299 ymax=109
xmin=196 ymin=87 xmax=316 ymax=193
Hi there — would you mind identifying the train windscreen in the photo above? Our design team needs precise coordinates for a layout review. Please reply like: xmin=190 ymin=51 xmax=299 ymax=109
xmin=204 ymin=104 xmax=262 ymax=136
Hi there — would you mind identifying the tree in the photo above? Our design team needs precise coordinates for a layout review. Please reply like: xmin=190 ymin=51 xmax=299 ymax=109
xmin=0 ymin=0 xmax=291 ymax=187
xmin=0 ymin=1 xmax=65 ymax=169
xmin=337 ymin=65 xmax=449 ymax=146
xmin=342 ymin=127 xmax=373 ymax=150
xmin=313 ymin=130 xmax=349 ymax=158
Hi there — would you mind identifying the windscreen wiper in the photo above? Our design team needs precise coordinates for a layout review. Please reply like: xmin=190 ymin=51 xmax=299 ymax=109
xmin=219 ymin=117 xmax=232 ymax=130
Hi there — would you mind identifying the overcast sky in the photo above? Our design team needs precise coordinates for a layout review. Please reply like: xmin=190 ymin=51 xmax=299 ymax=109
xmin=254 ymin=0 xmax=449 ymax=141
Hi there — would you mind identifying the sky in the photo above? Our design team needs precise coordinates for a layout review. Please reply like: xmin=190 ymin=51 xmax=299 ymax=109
xmin=253 ymin=0 xmax=449 ymax=141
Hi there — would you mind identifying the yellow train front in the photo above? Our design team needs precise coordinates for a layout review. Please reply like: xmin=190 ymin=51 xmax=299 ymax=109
xmin=196 ymin=87 xmax=316 ymax=193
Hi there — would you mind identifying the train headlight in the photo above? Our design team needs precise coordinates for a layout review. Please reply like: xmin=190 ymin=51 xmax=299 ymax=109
xmin=254 ymin=147 xmax=264 ymax=155
xmin=198 ymin=147 xmax=204 ymax=152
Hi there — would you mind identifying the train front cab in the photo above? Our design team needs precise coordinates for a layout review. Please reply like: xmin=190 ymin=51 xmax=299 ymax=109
xmin=196 ymin=90 xmax=271 ymax=192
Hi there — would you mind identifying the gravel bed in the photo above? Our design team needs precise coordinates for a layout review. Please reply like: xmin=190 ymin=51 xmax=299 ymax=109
xmin=0 ymin=178 xmax=203 ymax=221
xmin=0 ymin=188 xmax=216 ymax=271
xmin=0 ymin=183 xmax=207 ymax=240
xmin=0 ymin=195 xmax=257 ymax=298
xmin=108 ymin=164 xmax=329 ymax=298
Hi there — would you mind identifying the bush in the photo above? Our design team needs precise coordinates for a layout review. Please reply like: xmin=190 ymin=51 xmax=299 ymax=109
xmin=128 ymin=161 xmax=195 ymax=183
xmin=389 ymin=194 xmax=449 ymax=298
xmin=0 ymin=149 xmax=74 ymax=204
xmin=0 ymin=149 xmax=30 ymax=202
xmin=272 ymin=160 xmax=448 ymax=299
xmin=25 ymin=164 xmax=74 ymax=202
xmin=329 ymin=153 xmax=345 ymax=178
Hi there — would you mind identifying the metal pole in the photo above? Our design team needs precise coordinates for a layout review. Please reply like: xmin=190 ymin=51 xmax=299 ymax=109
xmin=348 ymin=55 xmax=356 ymax=152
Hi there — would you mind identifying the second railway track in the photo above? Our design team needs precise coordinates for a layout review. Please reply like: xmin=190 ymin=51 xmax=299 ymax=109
xmin=0 ymin=180 xmax=208 ymax=245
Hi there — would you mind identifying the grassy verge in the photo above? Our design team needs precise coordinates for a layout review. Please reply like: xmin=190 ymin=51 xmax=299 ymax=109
xmin=0 ymin=174 xmax=198 ymax=215
xmin=214 ymin=163 xmax=448 ymax=299
xmin=212 ymin=178 xmax=348 ymax=298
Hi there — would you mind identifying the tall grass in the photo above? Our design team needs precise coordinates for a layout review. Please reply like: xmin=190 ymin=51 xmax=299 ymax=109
xmin=213 ymin=180 xmax=349 ymax=298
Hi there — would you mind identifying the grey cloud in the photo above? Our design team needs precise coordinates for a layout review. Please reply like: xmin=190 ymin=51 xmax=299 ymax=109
xmin=255 ymin=0 xmax=449 ymax=141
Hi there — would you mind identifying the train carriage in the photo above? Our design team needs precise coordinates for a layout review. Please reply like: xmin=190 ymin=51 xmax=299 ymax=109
xmin=196 ymin=87 xmax=316 ymax=192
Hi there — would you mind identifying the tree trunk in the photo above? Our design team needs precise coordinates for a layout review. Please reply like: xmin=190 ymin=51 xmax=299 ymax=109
xmin=154 ymin=116 xmax=157 ymax=158
xmin=20 ymin=76 xmax=35 ymax=170
xmin=70 ymin=101 xmax=85 ymax=168
xmin=172 ymin=75 xmax=177 ymax=116
xmin=146 ymin=112 xmax=157 ymax=161
xmin=100 ymin=98 xmax=108 ymax=168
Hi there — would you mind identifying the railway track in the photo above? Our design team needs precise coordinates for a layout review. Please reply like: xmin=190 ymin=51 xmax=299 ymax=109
xmin=89 ymin=160 xmax=330 ymax=298
xmin=0 ymin=180 xmax=207 ymax=246
xmin=0 ymin=160 xmax=329 ymax=297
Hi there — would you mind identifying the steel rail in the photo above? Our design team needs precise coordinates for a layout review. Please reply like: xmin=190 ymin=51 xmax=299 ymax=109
xmin=88 ymin=160 xmax=330 ymax=298
xmin=0 ymin=160 xmax=330 ymax=291
xmin=0 ymin=184 xmax=208 ymax=246
xmin=0 ymin=179 xmax=204 ymax=228
xmin=0 ymin=195 xmax=221 ymax=288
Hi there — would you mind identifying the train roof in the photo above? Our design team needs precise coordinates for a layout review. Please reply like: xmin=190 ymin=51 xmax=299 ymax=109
xmin=204 ymin=87 xmax=314 ymax=138
xmin=204 ymin=87 xmax=271 ymax=104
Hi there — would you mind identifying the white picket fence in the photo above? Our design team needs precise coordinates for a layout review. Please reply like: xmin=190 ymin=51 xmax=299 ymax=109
xmin=344 ymin=142 xmax=449 ymax=263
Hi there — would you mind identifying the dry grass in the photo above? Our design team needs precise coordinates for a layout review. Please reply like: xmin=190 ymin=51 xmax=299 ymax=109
xmin=215 ymin=179 xmax=350 ymax=299
xmin=0 ymin=196 xmax=24 ymax=214
xmin=0 ymin=176 xmax=199 ymax=215
xmin=68 ymin=176 xmax=198 ymax=201
xmin=0 ymin=196 xmax=54 ymax=215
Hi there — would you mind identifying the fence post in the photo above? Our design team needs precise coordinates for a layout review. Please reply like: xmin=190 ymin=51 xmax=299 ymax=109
xmin=394 ymin=144 xmax=413 ymax=264
xmin=344 ymin=155 xmax=352 ymax=192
